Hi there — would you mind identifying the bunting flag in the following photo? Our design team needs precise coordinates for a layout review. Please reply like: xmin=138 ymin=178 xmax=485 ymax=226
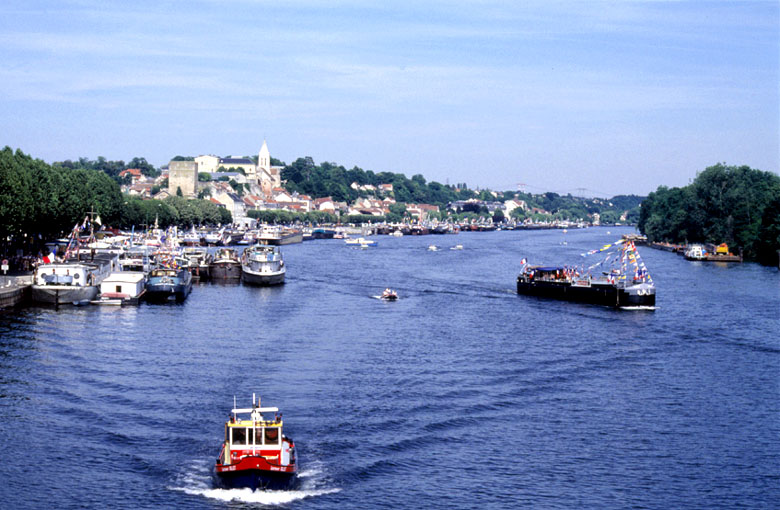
xmin=580 ymin=239 xmax=625 ymax=257
xmin=575 ymin=238 xmax=653 ymax=284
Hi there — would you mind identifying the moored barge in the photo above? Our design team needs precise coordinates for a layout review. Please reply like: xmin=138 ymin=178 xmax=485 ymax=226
xmin=209 ymin=248 xmax=242 ymax=280
xmin=145 ymin=267 xmax=192 ymax=302
xmin=241 ymin=245 xmax=285 ymax=286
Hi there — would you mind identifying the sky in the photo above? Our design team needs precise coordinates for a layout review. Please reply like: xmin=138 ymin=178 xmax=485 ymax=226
xmin=1 ymin=1 xmax=778 ymax=197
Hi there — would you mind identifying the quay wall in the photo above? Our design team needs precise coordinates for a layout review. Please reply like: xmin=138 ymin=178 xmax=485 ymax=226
xmin=0 ymin=276 xmax=32 ymax=309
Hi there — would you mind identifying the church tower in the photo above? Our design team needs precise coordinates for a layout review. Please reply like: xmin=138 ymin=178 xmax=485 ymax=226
xmin=258 ymin=140 xmax=271 ymax=174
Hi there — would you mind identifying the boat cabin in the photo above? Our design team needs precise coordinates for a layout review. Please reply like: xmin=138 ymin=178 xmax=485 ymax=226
xmin=221 ymin=403 xmax=293 ymax=466
xmin=149 ymin=268 xmax=181 ymax=278
xmin=118 ymin=249 xmax=153 ymax=273
xmin=246 ymin=245 xmax=282 ymax=262
xmin=522 ymin=266 xmax=578 ymax=282
xmin=99 ymin=272 xmax=145 ymax=299
xmin=35 ymin=264 xmax=94 ymax=287
xmin=213 ymin=248 xmax=239 ymax=263
xmin=685 ymin=244 xmax=706 ymax=260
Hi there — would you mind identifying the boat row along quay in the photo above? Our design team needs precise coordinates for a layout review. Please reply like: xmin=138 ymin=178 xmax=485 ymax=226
xmin=0 ymin=213 xmax=662 ymax=312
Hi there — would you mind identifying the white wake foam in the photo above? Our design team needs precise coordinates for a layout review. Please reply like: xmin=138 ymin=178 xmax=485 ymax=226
xmin=177 ymin=486 xmax=341 ymax=505
xmin=170 ymin=458 xmax=339 ymax=505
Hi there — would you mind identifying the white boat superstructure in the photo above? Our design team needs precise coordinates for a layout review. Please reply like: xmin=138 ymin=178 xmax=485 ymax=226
xmin=241 ymin=245 xmax=286 ymax=285
xmin=117 ymin=247 xmax=154 ymax=274
xmin=93 ymin=272 xmax=146 ymax=305
xmin=684 ymin=244 xmax=706 ymax=260
xmin=32 ymin=254 xmax=116 ymax=305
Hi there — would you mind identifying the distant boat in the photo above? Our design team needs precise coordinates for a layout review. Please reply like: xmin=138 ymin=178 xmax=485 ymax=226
xmin=380 ymin=288 xmax=398 ymax=301
xmin=256 ymin=225 xmax=303 ymax=245
xmin=204 ymin=230 xmax=223 ymax=246
xmin=242 ymin=245 xmax=285 ymax=285
xmin=428 ymin=245 xmax=439 ymax=251
xmin=183 ymin=247 xmax=211 ymax=281
xmin=345 ymin=237 xmax=377 ymax=247
xmin=450 ymin=245 xmax=463 ymax=250
xmin=311 ymin=228 xmax=336 ymax=239
xmin=117 ymin=247 xmax=154 ymax=274
xmin=684 ymin=244 xmax=707 ymax=261
xmin=180 ymin=228 xmax=201 ymax=247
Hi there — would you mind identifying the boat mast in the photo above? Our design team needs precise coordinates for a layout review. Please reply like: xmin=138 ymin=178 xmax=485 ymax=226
xmin=87 ymin=205 xmax=101 ymax=242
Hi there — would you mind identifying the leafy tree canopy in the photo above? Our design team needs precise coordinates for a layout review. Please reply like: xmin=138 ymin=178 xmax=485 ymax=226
xmin=638 ymin=163 xmax=780 ymax=263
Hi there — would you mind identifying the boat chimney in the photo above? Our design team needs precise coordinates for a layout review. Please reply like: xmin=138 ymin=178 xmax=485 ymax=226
xmin=253 ymin=393 xmax=256 ymax=407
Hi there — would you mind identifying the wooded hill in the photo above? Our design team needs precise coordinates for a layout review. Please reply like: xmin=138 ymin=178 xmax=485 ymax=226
xmin=279 ymin=156 xmax=643 ymax=222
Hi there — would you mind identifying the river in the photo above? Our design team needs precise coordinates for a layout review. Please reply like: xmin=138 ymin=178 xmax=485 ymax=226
xmin=1 ymin=227 xmax=778 ymax=509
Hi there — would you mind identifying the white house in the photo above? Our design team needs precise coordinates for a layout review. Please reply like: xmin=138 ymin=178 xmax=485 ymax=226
xmin=195 ymin=155 xmax=220 ymax=174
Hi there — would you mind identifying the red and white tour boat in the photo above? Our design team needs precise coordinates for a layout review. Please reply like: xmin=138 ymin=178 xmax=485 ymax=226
xmin=215 ymin=395 xmax=297 ymax=490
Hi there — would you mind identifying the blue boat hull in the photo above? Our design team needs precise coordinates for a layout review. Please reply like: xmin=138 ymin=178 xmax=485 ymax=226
xmin=145 ymin=272 xmax=192 ymax=302
xmin=215 ymin=468 xmax=296 ymax=491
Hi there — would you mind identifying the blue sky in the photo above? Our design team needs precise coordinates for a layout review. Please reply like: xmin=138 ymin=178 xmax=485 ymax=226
xmin=1 ymin=1 xmax=777 ymax=196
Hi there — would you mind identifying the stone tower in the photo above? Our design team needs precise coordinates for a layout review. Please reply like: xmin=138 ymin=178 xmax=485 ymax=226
xmin=168 ymin=160 xmax=198 ymax=197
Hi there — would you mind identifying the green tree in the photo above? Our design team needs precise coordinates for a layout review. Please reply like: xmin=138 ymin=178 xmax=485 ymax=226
xmin=638 ymin=163 xmax=780 ymax=262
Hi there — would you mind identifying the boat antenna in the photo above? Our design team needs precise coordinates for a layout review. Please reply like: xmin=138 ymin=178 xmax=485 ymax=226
xmin=253 ymin=393 xmax=256 ymax=407
xmin=233 ymin=395 xmax=237 ymax=419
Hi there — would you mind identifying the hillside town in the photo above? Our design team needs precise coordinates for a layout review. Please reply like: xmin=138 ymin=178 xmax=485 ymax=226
xmin=120 ymin=139 xmax=630 ymax=227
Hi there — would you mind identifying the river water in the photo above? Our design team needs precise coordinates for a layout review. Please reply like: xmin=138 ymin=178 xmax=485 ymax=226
xmin=1 ymin=227 xmax=778 ymax=509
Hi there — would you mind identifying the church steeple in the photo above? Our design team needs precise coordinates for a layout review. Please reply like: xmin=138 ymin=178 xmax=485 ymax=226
xmin=258 ymin=139 xmax=270 ymax=173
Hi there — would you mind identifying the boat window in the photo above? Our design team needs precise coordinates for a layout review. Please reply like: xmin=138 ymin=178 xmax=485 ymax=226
xmin=264 ymin=427 xmax=279 ymax=446
xmin=254 ymin=427 xmax=264 ymax=445
xmin=232 ymin=427 xmax=248 ymax=446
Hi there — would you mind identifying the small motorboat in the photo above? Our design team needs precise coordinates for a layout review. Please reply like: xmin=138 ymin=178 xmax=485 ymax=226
xmin=450 ymin=245 xmax=463 ymax=250
xmin=346 ymin=237 xmax=377 ymax=247
xmin=427 ymin=245 xmax=439 ymax=251
xmin=380 ymin=288 xmax=398 ymax=301
xmin=215 ymin=395 xmax=297 ymax=491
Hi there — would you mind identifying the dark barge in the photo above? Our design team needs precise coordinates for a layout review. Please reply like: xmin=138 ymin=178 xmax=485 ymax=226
xmin=516 ymin=267 xmax=655 ymax=308
xmin=516 ymin=239 xmax=656 ymax=309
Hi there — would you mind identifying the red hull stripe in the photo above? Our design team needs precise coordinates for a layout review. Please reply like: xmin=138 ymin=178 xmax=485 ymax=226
xmin=216 ymin=456 xmax=296 ymax=474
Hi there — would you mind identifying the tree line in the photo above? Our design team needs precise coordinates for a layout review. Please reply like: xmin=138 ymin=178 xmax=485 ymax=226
xmin=0 ymin=147 xmax=231 ymax=254
xmin=54 ymin=156 xmax=160 ymax=183
xmin=280 ymin=156 xmax=643 ymax=222
xmin=638 ymin=163 xmax=780 ymax=264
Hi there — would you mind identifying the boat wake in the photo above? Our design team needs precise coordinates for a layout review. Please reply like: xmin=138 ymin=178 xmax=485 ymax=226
xmin=170 ymin=459 xmax=340 ymax=505
xmin=620 ymin=305 xmax=657 ymax=311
